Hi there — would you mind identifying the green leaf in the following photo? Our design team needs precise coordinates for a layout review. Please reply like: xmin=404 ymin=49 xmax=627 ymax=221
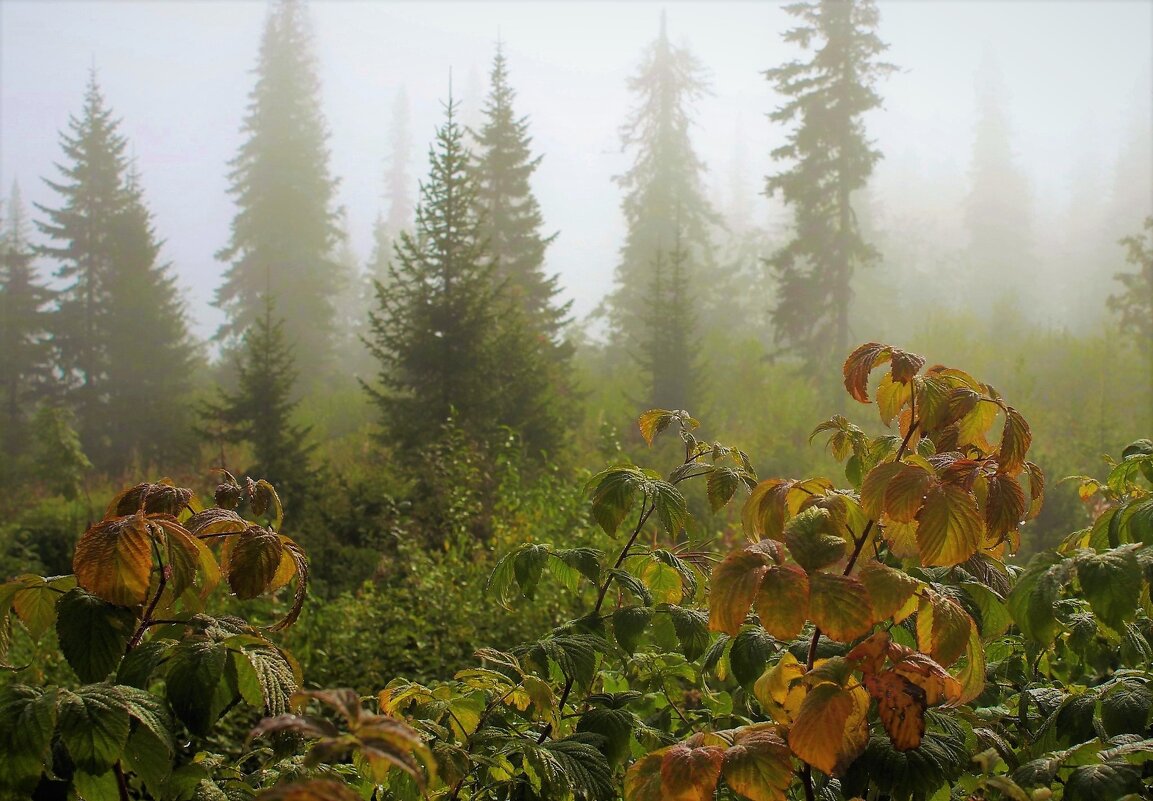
xmin=57 ymin=684 xmax=131 ymax=774
xmin=784 ymin=508 xmax=847 ymax=573
xmin=0 ymin=685 xmax=58 ymax=793
xmin=1007 ymin=552 xmax=1073 ymax=642
xmin=555 ymin=548 xmax=602 ymax=587
xmin=73 ymin=769 xmax=121 ymax=801
xmin=1063 ymin=762 xmax=1142 ymax=801
xmin=587 ymin=466 xmax=648 ymax=536
xmin=11 ymin=575 xmax=65 ymax=641
xmin=1076 ymin=546 xmax=1142 ymax=630
xmin=637 ymin=559 xmax=683 ymax=605
xmin=707 ymin=467 xmax=743 ymax=512
xmin=730 ymin=628 xmax=778 ymax=690
xmin=165 ymin=640 xmax=236 ymax=736
xmin=613 ymin=607 xmax=653 ymax=655
xmin=514 ymin=544 xmax=550 ymax=600
xmin=666 ymin=606 xmax=710 ymax=661
xmin=1100 ymin=680 xmax=1153 ymax=737
xmin=56 ymin=587 xmax=136 ymax=683
xmin=608 ymin=567 xmax=654 ymax=606
xmin=543 ymin=735 xmax=616 ymax=801
xmin=577 ymin=707 xmax=636 ymax=768
xmin=960 ymin=581 xmax=1012 ymax=641
xmin=235 ymin=642 xmax=297 ymax=715
xmin=651 ymin=480 xmax=688 ymax=535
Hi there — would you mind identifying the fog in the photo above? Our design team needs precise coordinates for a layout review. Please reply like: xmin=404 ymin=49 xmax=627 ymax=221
xmin=2 ymin=0 xmax=1151 ymax=341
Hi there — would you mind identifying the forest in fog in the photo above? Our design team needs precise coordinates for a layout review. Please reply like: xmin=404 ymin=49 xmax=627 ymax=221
xmin=1 ymin=2 xmax=1152 ymax=800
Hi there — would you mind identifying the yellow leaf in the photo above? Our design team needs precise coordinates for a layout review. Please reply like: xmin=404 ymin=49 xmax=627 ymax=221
xmin=953 ymin=624 xmax=986 ymax=705
xmin=842 ymin=343 xmax=892 ymax=404
xmin=638 ymin=559 xmax=683 ymax=605
xmin=883 ymin=464 xmax=935 ymax=523
xmin=882 ymin=518 xmax=921 ymax=561
xmin=754 ymin=565 xmax=810 ymax=640
xmin=721 ymin=724 xmax=793 ymax=801
xmin=625 ymin=750 xmax=666 ymax=801
xmin=638 ymin=409 xmax=676 ymax=447
xmin=915 ymin=591 xmax=972 ymax=667
xmin=74 ymin=515 xmax=155 ymax=606
xmin=808 ymin=573 xmax=873 ymax=643
xmin=858 ymin=562 xmax=920 ymax=622
xmin=864 ymin=671 xmax=927 ymax=751
xmin=860 ymin=462 xmax=904 ymax=521
xmin=915 ymin=485 xmax=983 ymax=567
xmin=876 ymin=373 xmax=913 ymax=427
xmin=955 ymin=398 xmax=998 ymax=451
xmin=753 ymin=652 xmax=807 ymax=725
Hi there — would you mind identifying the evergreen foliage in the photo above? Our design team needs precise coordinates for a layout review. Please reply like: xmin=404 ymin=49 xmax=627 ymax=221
xmin=765 ymin=0 xmax=894 ymax=369
xmin=636 ymin=242 xmax=697 ymax=411
xmin=0 ymin=183 xmax=55 ymax=469
xmin=365 ymin=96 xmax=566 ymax=457
xmin=215 ymin=0 xmax=343 ymax=381
xmin=35 ymin=73 xmax=195 ymax=473
xmin=202 ymin=298 xmax=313 ymax=501
xmin=1109 ymin=216 xmax=1153 ymax=393
xmin=608 ymin=12 xmax=717 ymax=343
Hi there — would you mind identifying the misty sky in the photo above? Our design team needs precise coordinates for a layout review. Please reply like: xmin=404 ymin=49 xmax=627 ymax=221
xmin=2 ymin=1 xmax=1151 ymax=342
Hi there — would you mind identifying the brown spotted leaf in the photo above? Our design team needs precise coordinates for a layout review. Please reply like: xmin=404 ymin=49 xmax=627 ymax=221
xmin=625 ymin=750 xmax=666 ymax=801
xmin=984 ymin=474 xmax=1026 ymax=543
xmin=864 ymin=671 xmax=927 ymax=751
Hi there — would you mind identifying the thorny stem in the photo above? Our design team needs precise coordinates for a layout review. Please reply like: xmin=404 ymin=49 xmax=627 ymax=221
xmin=801 ymin=399 xmax=922 ymax=796
xmin=127 ymin=538 xmax=167 ymax=652
xmin=538 ymin=499 xmax=656 ymax=745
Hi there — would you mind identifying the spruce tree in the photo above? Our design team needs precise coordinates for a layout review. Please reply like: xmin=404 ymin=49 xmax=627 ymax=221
xmin=608 ymin=12 xmax=717 ymax=342
xmin=216 ymin=0 xmax=343 ymax=380
xmin=765 ymin=0 xmax=894 ymax=369
xmin=202 ymin=298 xmax=313 ymax=500
xmin=365 ymin=95 xmax=564 ymax=455
xmin=473 ymin=43 xmax=568 ymax=342
xmin=637 ymin=240 xmax=698 ymax=411
xmin=36 ymin=72 xmax=196 ymax=472
xmin=364 ymin=97 xmax=503 ymax=452
xmin=1109 ymin=216 xmax=1153 ymax=388
xmin=0 ymin=183 xmax=55 ymax=466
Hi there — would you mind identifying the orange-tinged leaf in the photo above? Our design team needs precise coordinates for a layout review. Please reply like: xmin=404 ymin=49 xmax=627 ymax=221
xmin=786 ymin=478 xmax=835 ymax=516
xmin=660 ymin=744 xmax=724 ymax=801
xmin=754 ymin=565 xmax=810 ymax=640
xmin=227 ymin=527 xmax=284 ymax=600
xmin=882 ymin=519 xmax=921 ymax=561
xmin=861 ymin=462 xmax=904 ymax=520
xmin=864 ymin=671 xmax=927 ymax=751
xmin=722 ymin=724 xmax=793 ymax=801
xmin=846 ymin=630 xmax=892 ymax=674
xmin=625 ymin=750 xmax=666 ymax=801
xmin=638 ymin=409 xmax=676 ymax=447
xmin=788 ymin=681 xmax=869 ymax=776
xmin=74 ymin=515 xmax=155 ymax=606
xmin=708 ymin=541 xmax=777 ymax=635
xmin=916 ymin=591 xmax=972 ymax=667
xmin=944 ymin=387 xmax=980 ymax=429
xmin=1023 ymin=461 xmax=1045 ymax=520
xmin=843 ymin=343 xmax=892 ymax=403
xmin=858 ymin=562 xmax=921 ymax=622
xmin=883 ymin=464 xmax=935 ymax=523
xmin=753 ymin=652 xmax=807 ymax=725
xmin=915 ymin=485 xmax=983 ymax=567
xmin=998 ymin=407 xmax=1031 ymax=475
xmin=916 ymin=375 xmax=953 ymax=432
xmin=809 ymin=574 xmax=873 ymax=643
xmin=889 ymin=349 xmax=926 ymax=385
xmin=984 ymin=474 xmax=1026 ymax=543
xmin=743 ymin=479 xmax=792 ymax=541
xmin=887 ymin=643 xmax=962 ymax=706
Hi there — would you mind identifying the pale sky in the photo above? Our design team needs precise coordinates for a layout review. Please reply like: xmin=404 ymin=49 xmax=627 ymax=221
xmin=2 ymin=1 xmax=1151 ymax=340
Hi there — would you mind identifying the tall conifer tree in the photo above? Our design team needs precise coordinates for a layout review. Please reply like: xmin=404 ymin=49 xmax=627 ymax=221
xmin=765 ymin=0 xmax=894 ymax=370
xmin=637 ymin=240 xmax=698 ymax=411
xmin=216 ymin=0 xmax=343 ymax=380
xmin=608 ymin=12 xmax=717 ymax=343
xmin=365 ymin=95 xmax=565 ymax=455
xmin=37 ymin=73 xmax=196 ymax=471
xmin=0 ymin=183 xmax=55 ymax=465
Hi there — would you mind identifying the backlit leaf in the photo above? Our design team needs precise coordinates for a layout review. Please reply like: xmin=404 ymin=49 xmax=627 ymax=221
xmin=998 ymin=407 xmax=1031 ymax=476
xmin=638 ymin=409 xmax=678 ymax=447
xmin=915 ymin=591 xmax=972 ymax=667
xmin=954 ymin=397 xmax=998 ymax=450
xmin=884 ymin=464 xmax=935 ymax=523
xmin=754 ymin=565 xmax=810 ymax=640
xmin=858 ymin=562 xmax=920 ymax=622
xmin=743 ymin=479 xmax=792 ymax=541
xmin=226 ymin=526 xmax=284 ymax=600
xmin=74 ymin=514 xmax=155 ymax=606
xmin=809 ymin=573 xmax=873 ymax=643
xmin=624 ymin=750 xmax=666 ymax=801
xmin=708 ymin=541 xmax=778 ymax=635
xmin=753 ymin=652 xmax=807 ymax=725
xmin=11 ymin=575 xmax=64 ymax=641
xmin=788 ymin=681 xmax=869 ymax=776
xmin=876 ymin=373 xmax=913 ymax=427
xmin=721 ymin=723 xmax=793 ymax=801
xmin=660 ymin=744 xmax=724 ymax=801
xmin=984 ymin=474 xmax=1025 ymax=544
xmin=1023 ymin=461 xmax=1045 ymax=520
xmin=864 ymin=671 xmax=926 ymax=750
xmin=587 ymin=466 xmax=648 ymax=536
xmin=860 ymin=462 xmax=904 ymax=521
xmin=915 ymin=484 xmax=982 ymax=567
